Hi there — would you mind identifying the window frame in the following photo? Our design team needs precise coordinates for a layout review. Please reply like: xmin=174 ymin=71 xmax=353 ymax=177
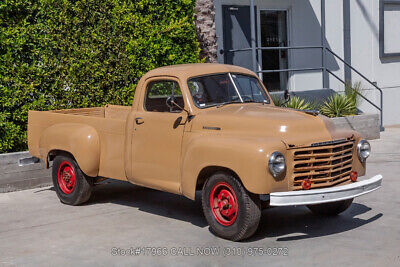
xmin=380 ymin=0 xmax=400 ymax=58
xmin=187 ymin=72 xmax=272 ymax=109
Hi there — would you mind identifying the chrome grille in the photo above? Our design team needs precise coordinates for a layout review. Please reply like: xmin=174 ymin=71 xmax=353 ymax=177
xmin=292 ymin=140 xmax=354 ymax=190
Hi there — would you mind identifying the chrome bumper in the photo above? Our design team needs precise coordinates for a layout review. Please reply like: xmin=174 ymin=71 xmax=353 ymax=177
xmin=270 ymin=174 xmax=382 ymax=206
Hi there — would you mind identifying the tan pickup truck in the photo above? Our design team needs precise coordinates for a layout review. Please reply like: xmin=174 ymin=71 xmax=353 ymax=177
xmin=28 ymin=63 xmax=382 ymax=241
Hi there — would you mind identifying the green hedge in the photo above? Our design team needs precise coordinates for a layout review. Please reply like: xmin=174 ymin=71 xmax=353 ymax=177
xmin=0 ymin=0 xmax=201 ymax=153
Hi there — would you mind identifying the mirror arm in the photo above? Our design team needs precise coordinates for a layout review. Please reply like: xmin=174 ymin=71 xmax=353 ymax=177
xmin=282 ymin=89 xmax=291 ymax=105
xmin=284 ymin=89 xmax=290 ymax=100
xmin=171 ymin=100 xmax=195 ymax=122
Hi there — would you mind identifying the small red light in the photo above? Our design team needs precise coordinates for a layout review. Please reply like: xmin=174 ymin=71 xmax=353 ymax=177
xmin=350 ymin=171 xmax=358 ymax=182
xmin=302 ymin=178 xmax=312 ymax=190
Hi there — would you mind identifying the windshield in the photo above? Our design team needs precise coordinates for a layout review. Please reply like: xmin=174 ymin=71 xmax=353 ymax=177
xmin=187 ymin=73 xmax=270 ymax=108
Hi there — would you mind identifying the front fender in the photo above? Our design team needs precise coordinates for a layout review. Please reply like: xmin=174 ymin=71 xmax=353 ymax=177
xmin=39 ymin=123 xmax=100 ymax=177
xmin=180 ymin=133 xmax=289 ymax=200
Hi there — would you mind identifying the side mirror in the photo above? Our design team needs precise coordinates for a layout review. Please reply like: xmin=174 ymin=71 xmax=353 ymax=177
xmin=166 ymin=96 xmax=195 ymax=121
xmin=284 ymin=89 xmax=290 ymax=101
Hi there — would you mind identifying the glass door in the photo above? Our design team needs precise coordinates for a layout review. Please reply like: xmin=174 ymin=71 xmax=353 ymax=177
xmin=258 ymin=10 xmax=289 ymax=91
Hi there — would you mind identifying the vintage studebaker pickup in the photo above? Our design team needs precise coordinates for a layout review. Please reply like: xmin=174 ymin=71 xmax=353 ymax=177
xmin=27 ymin=63 xmax=382 ymax=241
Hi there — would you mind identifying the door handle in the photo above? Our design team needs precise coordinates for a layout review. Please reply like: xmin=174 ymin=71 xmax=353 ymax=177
xmin=135 ymin=117 xmax=144 ymax=125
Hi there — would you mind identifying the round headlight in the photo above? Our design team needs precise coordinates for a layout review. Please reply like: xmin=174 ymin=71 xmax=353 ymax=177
xmin=268 ymin=152 xmax=286 ymax=178
xmin=357 ymin=140 xmax=371 ymax=162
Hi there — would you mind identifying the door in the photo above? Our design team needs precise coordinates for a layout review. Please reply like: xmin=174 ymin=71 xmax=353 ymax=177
xmin=131 ymin=78 xmax=186 ymax=194
xmin=222 ymin=5 xmax=257 ymax=71
xmin=258 ymin=10 xmax=289 ymax=91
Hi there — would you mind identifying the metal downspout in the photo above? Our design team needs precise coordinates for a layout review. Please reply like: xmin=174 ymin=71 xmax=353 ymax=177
xmin=250 ymin=0 xmax=257 ymax=73
xmin=321 ymin=0 xmax=328 ymax=89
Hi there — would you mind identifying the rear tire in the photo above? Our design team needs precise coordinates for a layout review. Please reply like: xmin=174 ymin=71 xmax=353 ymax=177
xmin=202 ymin=172 xmax=261 ymax=241
xmin=52 ymin=154 xmax=93 ymax=205
xmin=307 ymin=198 xmax=353 ymax=216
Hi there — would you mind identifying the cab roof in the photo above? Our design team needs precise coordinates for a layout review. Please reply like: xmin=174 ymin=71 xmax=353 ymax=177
xmin=142 ymin=63 xmax=257 ymax=80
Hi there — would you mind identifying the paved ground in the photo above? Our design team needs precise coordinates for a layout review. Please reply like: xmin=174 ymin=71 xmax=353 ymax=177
xmin=1 ymin=128 xmax=400 ymax=266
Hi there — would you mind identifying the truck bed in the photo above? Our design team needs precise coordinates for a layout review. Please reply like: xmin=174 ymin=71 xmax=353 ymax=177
xmin=28 ymin=105 xmax=132 ymax=180
xmin=51 ymin=105 xmax=132 ymax=120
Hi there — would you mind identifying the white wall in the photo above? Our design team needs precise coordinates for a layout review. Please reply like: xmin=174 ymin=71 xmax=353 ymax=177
xmin=289 ymin=0 xmax=323 ymax=92
xmin=325 ymin=0 xmax=345 ymax=92
xmin=215 ymin=0 xmax=324 ymax=91
xmin=215 ymin=0 xmax=347 ymax=91
xmin=349 ymin=0 xmax=400 ymax=125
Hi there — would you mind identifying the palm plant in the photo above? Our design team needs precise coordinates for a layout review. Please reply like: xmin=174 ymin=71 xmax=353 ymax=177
xmin=284 ymin=96 xmax=314 ymax=110
xmin=345 ymin=81 xmax=363 ymax=107
xmin=319 ymin=93 xmax=357 ymax=118
xmin=270 ymin=95 xmax=286 ymax=107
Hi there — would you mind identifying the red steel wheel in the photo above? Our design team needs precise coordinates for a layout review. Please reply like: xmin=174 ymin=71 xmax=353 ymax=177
xmin=209 ymin=182 xmax=238 ymax=226
xmin=57 ymin=161 xmax=76 ymax=194
xmin=52 ymin=154 xmax=93 ymax=205
xmin=202 ymin=172 xmax=261 ymax=241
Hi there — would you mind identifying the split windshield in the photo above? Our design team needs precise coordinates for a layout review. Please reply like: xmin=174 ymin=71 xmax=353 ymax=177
xmin=187 ymin=73 xmax=270 ymax=108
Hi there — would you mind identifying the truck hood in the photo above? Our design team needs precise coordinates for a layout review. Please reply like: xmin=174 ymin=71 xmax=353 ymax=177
xmin=192 ymin=104 xmax=356 ymax=147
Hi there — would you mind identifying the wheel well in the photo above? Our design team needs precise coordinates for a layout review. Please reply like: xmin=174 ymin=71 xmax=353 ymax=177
xmin=47 ymin=150 xmax=75 ymax=167
xmin=196 ymin=166 xmax=240 ymax=190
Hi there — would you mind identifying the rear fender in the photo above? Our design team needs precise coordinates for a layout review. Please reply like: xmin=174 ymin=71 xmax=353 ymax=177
xmin=39 ymin=123 xmax=100 ymax=177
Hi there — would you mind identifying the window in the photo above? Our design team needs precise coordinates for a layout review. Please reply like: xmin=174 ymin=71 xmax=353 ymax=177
xmin=259 ymin=10 xmax=289 ymax=91
xmin=380 ymin=0 xmax=400 ymax=57
xmin=145 ymin=80 xmax=184 ymax=112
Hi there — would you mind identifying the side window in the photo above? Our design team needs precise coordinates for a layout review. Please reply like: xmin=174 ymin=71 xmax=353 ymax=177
xmin=145 ymin=80 xmax=183 ymax=112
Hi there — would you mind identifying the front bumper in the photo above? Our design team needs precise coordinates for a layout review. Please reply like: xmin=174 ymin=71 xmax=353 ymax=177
xmin=269 ymin=174 xmax=382 ymax=206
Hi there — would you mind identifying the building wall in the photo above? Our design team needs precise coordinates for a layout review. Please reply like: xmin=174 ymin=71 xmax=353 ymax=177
xmin=213 ymin=0 xmax=347 ymax=92
xmin=349 ymin=0 xmax=400 ymax=125
xmin=199 ymin=0 xmax=400 ymax=126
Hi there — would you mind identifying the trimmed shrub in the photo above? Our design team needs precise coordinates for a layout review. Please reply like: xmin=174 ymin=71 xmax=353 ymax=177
xmin=0 ymin=0 xmax=201 ymax=153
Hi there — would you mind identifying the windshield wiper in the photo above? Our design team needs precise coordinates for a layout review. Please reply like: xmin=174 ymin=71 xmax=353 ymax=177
xmin=216 ymin=101 xmax=242 ymax=108
xmin=244 ymin=99 xmax=268 ymax=104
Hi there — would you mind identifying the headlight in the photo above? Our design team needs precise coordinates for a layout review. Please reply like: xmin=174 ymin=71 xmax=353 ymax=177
xmin=268 ymin=151 xmax=286 ymax=178
xmin=357 ymin=140 xmax=371 ymax=162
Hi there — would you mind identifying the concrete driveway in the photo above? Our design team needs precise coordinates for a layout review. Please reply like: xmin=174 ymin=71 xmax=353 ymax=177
xmin=1 ymin=127 xmax=399 ymax=266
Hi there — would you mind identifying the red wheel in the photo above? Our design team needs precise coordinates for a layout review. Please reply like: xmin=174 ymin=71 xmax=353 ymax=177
xmin=57 ymin=161 xmax=76 ymax=194
xmin=209 ymin=182 xmax=238 ymax=226
xmin=52 ymin=154 xmax=93 ymax=205
xmin=202 ymin=172 xmax=261 ymax=241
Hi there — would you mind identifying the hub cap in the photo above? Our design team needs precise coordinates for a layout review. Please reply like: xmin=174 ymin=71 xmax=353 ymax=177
xmin=57 ymin=161 xmax=76 ymax=194
xmin=210 ymin=182 xmax=238 ymax=226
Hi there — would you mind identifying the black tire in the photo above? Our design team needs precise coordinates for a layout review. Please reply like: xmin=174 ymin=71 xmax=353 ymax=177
xmin=307 ymin=198 xmax=353 ymax=216
xmin=202 ymin=172 xmax=261 ymax=241
xmin=52 ymin=154 xmax=93 ymax=205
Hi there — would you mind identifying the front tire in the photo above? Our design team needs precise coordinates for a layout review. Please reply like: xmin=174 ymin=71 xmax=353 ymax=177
xmin=52 ymin=154 xmax=93 ymax=205
xmin=202 ymin=172 xmax=261 ymax=241
xmin=307 ymin=198 xmax=353 ymax=216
